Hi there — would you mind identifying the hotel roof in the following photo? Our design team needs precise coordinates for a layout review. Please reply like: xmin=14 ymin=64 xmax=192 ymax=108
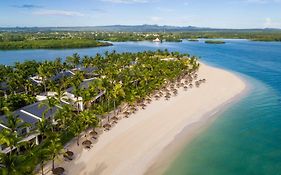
xmin=51 ymin=70 xmax=75 ymax=82
xmin=66 ymin=79 xmax=94 ymax=94
xmin=0 ymin=101 xmax=68 ymax=129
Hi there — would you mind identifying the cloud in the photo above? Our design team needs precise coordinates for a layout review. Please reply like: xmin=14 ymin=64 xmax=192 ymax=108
xmin=263 ymin=18 xmax=281 ymax=28
xmin=33 ymin=10 xmax=85 ymax=17
xmin=12 ymin=4 xmax=43 ymax=9
xmin=101 ymin=0 xmax=148 ymax=4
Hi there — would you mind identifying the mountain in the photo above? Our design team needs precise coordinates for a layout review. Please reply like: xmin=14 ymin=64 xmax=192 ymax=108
xmin=0 ymin=25 xmax=281 ymax=32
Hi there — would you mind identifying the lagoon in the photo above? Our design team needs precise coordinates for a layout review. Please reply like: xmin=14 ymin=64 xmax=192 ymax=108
xmin=1 ymin=39 xmax=281 ymax=174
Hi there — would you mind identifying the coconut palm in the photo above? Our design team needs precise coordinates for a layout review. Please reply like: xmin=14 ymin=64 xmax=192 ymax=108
xmin=36 ymin=116 xmax=52 ymax=142
xmin=47 ymin=135 xmax=63 ymax=171
xmin=36 ymin=148 xmax=50 ymax=175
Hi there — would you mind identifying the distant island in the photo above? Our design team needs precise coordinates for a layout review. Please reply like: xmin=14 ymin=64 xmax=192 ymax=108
xmin=205 ymin=40 xmax=226 ymax=44
xmin=0 ymin=39 xmax=112 ymax=50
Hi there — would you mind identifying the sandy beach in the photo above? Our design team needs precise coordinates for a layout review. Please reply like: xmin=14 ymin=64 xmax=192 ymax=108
xmin=63 ymin=63 xmax=247 ymax=175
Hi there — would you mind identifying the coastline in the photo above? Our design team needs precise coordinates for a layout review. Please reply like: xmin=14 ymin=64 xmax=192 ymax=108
xmin=62 ymin=63 xmax=248 ymax=175
xmin=145 ymin=70 xmax=250 ymax=175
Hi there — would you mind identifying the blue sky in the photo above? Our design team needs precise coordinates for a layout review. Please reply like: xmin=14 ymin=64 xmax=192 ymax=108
xmin=0 ymin=0 xmax=280 ymax=28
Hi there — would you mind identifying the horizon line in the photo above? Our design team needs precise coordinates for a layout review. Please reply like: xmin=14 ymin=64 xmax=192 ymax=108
xmin=0 ymin=24 xmax=281 ymax=30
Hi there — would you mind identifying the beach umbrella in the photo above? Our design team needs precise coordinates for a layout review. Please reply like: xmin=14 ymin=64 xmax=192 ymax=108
xmin=123 ymin=111 xmax=131 ymax=115
xmin=82 ymin=140 xmax=92 ymax=146
xmin=111 ymin=116 xmax=119 ymax=121
xmin=103 ymin=123 xmax=111 ymax=128
xmin=64 ymin=150 xmax=74 ymax=160
xmin=111 ymin=120 xmax=118 ymax=125
xmin=52 ymin=167 xmax=65 ymax=175
xmin=89 ymin=130 xmax=98 ymax=137
xmin=184 ymin=86 xmax=188 ymax=91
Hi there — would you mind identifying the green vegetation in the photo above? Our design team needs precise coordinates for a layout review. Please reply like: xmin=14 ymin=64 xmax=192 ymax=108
xmin=0 ymin=39 xmax=112 ymax=50
xmin=0 ymin=50 xmax=200 ymax=174
xmin=0 ymin=94 xmax=36 ymax=115
xmin=1 ymin=30 xmax=281 ymax=46
xmin=205 ymin=40 xmax=226 ymax=44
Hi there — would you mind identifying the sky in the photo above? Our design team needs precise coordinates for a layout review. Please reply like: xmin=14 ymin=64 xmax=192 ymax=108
xmin=0 ymin=0 xmax=280 ymax=28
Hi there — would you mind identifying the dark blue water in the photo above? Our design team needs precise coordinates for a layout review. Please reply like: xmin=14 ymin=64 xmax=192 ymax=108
xmin=1 ymin=40 xmax=281 ymax=174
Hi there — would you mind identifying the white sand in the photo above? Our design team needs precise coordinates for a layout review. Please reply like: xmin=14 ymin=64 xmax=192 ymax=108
xmin=65 ymin=63 xmax=247 ymax=175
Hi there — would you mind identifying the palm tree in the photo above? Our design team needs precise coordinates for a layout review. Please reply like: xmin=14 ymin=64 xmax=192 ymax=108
xmin=36 ymin=116 xmax=52 ymax=142
xmin=47 ymin=135 xmax=63 ymax=171
xmin=38 ymin=62 xmax=53 ymax=93
xmin=0 ymin=152 xmax=26 ymax=175
xmin=36 ymin=148 xmax=50 ymax=175
xmin=79 ymin=110 xmax=99 ymax=129
xmin=39 ymin=96 xmax=59 ymax=132
xmin=1 ymin=107 xmax=23 ymax=133
xmin=54 ymin=105 xmax=73 ymax=131
xmin=111 ymin=83 xmax=125 ymax=116
xmin=65 ymin=53 xmax=80 ymax=68
xmin=69 ymin=116 xmax=84 ymax=146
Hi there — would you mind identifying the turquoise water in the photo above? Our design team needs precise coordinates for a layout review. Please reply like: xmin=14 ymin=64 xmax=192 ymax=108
xmin=1 ymin=40 xmax=281 ymax=174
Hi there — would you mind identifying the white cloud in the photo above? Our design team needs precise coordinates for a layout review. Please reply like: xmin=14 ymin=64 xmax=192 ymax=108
xmin=263 ymin=18 xmax=281 ymax=28
xmin=33 ymin=10 xmax=85 ymax=17
xmin=101 ymin=0 xmax=148 ymax=4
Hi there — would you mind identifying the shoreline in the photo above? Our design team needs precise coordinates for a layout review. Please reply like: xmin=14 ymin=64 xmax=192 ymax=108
xmin=61 ymin=63 xmax=248 ymax=175
xmin=145 ymin=71 xmax=250 ymax=175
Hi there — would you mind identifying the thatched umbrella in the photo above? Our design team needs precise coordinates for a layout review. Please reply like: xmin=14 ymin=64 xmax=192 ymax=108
xmin=131 ymin=107 xmax=137 ymax=113
xmin=82 ymin=140 xmax=92 ymax=147
xmin=103 ymin=123 xmax=111 ymax=130
xmin=189 ymin=83 xmax=193 ymax=88
xmin=89 ymin=130 xmax=98 ymax=137
xmin=64 ymin=150 xmax=74 ymax=160
xmin=52 ymin=167 xmax=64 ymax=175
xmin=111 ymin=116 xmax=119 ymax=121
xmin=141 ymin=103 xmax=147 ymax=109
xmin=154 ymin=95 xmax=160 ymax=100
xmin=146 ymin=98 xmax=152 ymax=102
xmin=165 ymin=95 xmax=170 ymax=100
xmin=123 ymin=111 xmax=131 ymax=115
xmin=184 ymin=86 xmax=188 ymax=91
xmin=112 ymin=120 xmax=118 ymax=125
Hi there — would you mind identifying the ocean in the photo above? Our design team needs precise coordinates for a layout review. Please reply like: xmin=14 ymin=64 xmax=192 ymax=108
xmin=1 ymin=39 xmax=281 ymax=175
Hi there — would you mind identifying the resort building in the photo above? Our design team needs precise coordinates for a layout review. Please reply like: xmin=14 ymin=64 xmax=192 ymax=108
xmin=153 ymin=38 xmax=161 ymax=42
xmin=0 ymin=101 xmax=66 ymax=154
xmin=30 ymin=70 xmax=75 ymax=85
